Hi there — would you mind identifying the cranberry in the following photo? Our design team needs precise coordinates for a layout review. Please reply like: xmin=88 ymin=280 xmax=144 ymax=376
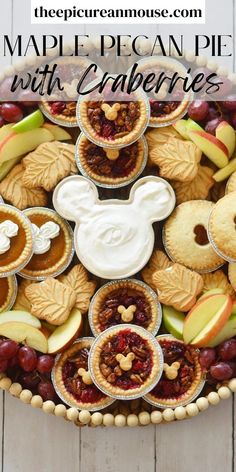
xmin=50 ymin=101 xmax=66 ymax=115
xmin=102 ymin=123 xmax=114 ymax=138
xmin=135 ymin=312 xmax=147 ymax=325
xmin=132 ymin=360 xmax=144 ymax=372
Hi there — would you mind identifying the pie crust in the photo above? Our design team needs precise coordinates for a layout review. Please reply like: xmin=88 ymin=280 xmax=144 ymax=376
xmin=0 ymin=275 xmax=17 ymax=312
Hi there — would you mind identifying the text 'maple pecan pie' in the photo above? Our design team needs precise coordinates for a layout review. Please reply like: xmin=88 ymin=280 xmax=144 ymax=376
xmin=89 ymin=325 xmax=163 ymax=400
xmin=19 ymin=207 xmax=74 ymax=280
xmin=0 ymin=275 xmax=17 ymax=312
xmin=52 ymin=338 xmax=115 ymax=411
xmin=89 ymin=279 xmax=162 ymax=337
xmin=144 ymin=335 xmax=205 ymax=408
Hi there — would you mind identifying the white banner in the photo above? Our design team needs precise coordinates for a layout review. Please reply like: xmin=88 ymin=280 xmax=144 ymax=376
xmin=31 ymin=0 xmax=205 ymax=24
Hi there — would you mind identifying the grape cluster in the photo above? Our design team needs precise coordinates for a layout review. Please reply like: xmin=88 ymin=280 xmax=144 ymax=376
xmin=199 ymin=339 xmax=236 ymax=382
xmin=0 ymin=89 xmax=37 ymax=128
xmin=0 ymin=339 xmax=56 ymax=401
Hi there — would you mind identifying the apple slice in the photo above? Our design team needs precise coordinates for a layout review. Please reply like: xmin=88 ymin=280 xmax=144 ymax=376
xmin=208 ymin=313 xmax=236 ymax=347
xmin=0 ymin=155 xmax=24 ymax=181
xmin=197 ymin=288 xmax=224 ymax=303
xmin=0 ymin=124 xmax=14 ymax=141
xmin=12 ymin=110 xmax=44 ymax=133
xmin=48 ymin=308 xmax=83 ymax=354
xmin=188 ymin=130 xmax=229 ymax=168
xmin=172 ymin=120 xmax=189 ymax=140
xmin=216 ymin=121 xmax=236 ymax=158
xmin=0 ymin=322 xmax=48 ymax=353
xmin=0 ymin=310 xmax=41 ymax=328
xmin=183 ymin=293 xmax=232 ymax=347
xmin=0 ymin=128 xmax=54 ymax=164
xmin=232 ymin=300 xmax=236 ymax=316
xmin=163 ymin=305 xmax=185 ymax=339
xmin=213 ymin=157 xmax=236 ymax=182
xmin=186 ymin=118 xmax=204 ymax=133
xmin=43 ymin=123 xmax=72 ymax=141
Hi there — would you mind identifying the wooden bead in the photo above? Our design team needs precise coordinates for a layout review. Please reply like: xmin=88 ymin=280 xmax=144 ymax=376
xmin=184 ymin=50 xmax=195 ymax=62
xmin=196 ymin=397 xmax=209 ymax=411
xmin=207 ymin=391 xmax=220 ymax=405
xmin=66 ymin=407 xmax=79 ymax=422
xmin=9 ymin=383 xmax=22 ymax=397
xmin=127 ymin=414 xmax=139 ymax=427
xmin=91 ymin=412 xmax=103 ymax=426
xmin=174 ymin=406 xmax=187 ymax=420
xmin=103 ymin=413 xmax=114 ymax=427
xmin=228 ymin=378 xmax=236 ymax=392
xmin=54 ymin=404 xmax=66 ymax=417
xmin=0 ymin=377 xmax=12 ymax=391
xmin=163 ymin=408 xmax=175 ymax=422
xmin=114 ymin=414 xmax=126 ymax=427
xmin=42 ymin=401 xmax=55 ymax=414
xmin=186 ymin=403 xmax=199 ymax=417
xmin=207 ymin=60 xmax=218 ymax=72
xmin=150 ymin=410 xmax=163 ymax=424
xmin=196 ymin=56 xmax=207 ymax=67
xmin=79 ymin=410 xmax=91 ymax=424
xmin=138 ymin=412 xmax=151 ymax=426
xmin=218 ymin=386 xmax=231 ymax=400
xmin=4 ymin=66 xmax=15 ymax=77
xmin=217 ymin=67 xmax=228 ymax=77
xmin=31 ymin=395 xmax=43 ymax=409
xmin=20 ymin=389 xmax=33 ymax=404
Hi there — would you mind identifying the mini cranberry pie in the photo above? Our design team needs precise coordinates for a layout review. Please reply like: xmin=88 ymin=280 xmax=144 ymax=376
xmin=52 ymin=338 xmax=115 ymax=411
xmin=144 ymin=335 xmax=204 ymax=408
xmin=89 ymin=279 xmax=162 ymax=336
xmin=76 ymin=133 xmax=148 ymax=188
xmin=0 ymin=275 xmax=17 ymax=312
xmin=89 ymin=325 xmax=163 ymax=400
xmin=20 ymin=208 xmax=74 ymax=280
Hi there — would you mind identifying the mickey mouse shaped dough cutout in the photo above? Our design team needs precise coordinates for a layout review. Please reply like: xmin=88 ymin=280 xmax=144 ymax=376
xmin=53 ymin=175 xmax=176 ymax=279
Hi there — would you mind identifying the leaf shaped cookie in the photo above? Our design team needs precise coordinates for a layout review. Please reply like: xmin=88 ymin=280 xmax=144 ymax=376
xmin=0 ymin=164 xmax=47 ymax=210
xmin=59 ymin=264 xmax=96 ymax=314
xmin=152 ymin=263 xmax=203 ymax=311
xmin=203 ymin=270 xmax=235 ymax=297
xmin=22 ymin=142 xmax=75 ymax=192
xmin=172 ymin=166 xmax=214 ymax=204
xmin=150 ymin=138 xmax=201 ymax=182
xmin=145 ymin=127 xmax=182 ymax=166
xmin=58 ymin=142 xmax=77 ymax=174
xmin=13 ymin=279 xmax=33 ymax=312
xmin=25 ymin=278 xmax=77 ymax=325
xmin=141 ymin=250 xmax=173 ymax=290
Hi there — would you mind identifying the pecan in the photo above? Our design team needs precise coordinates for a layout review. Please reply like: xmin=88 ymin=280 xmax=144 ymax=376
xmin=132 ymin=346 xmax=147 ymax=360
xmin=114 ymin=366 xmax=123 ymax=377
xmin=100 ymin=363 xmax=112 ymax=378
xmin=130 ymin=374 xmax=142 ymax=384
xmin=107 ymin=373 xmax=116 ymax=383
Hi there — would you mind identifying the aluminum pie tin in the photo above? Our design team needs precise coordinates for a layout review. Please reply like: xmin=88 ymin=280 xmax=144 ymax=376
xmin=51 ymin=337 xmax=116 ymax=412
xmin=75 ymin=133 xmax=148 ymax=189
xmin=88 ymin=324 xmax=164 ymax=401
xmin=88 ymin=278 xmax=162 ymax=337
xmin=76 ymin=75 xmax=150 ymax=149
xmin=19 ymin=207 xmax=75 ymax=281
xmin=0 ymin=275 xmax=18 ymax=313
xmin=127 ymin=56 xmax=192 ymax=128
xmin=207 ymin=207 xmax=236 ymax=263
xmin=143 ymin=334 xmax=205 ymax=409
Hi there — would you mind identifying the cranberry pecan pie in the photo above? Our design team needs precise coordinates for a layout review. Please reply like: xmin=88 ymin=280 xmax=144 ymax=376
xmin=89 ymin=325 xmax=163 ymax=400
xmin=76 ymin=134 xmax=147 ymax=187
xmin=89 ymin=279 xmax=162 ymax=336
xmin=0 ymin=275 xmax=17 ymax=312
xmin=144 ymin=335 xmax=204 ymax=408
xmin=52 ymin=338 xmax=114 ymax=411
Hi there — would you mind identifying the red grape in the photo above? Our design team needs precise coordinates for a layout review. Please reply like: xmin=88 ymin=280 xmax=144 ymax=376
xmin=222 ymin=95 xmax=236 ymax=111
xmin=0 ymin=103 xmax=23 ymax=123
xmin=0 ymin=340 xmax=19 ymax=360
xmin=205 ymin=117 xmax=224 ymax=134
xmin=188 ymin=100 xmax=209 ymax=121
xmin=38 ymin=381 xmax=55 ymax=401
xmin=21 ymin=372 xmax=40 ymax=390
xmin=0 ymin=359 xmax=8 ymax=372
xmin=210 ymin=362 xmax=233 ymax=381
xmin=199 ymin=348 xmax=216 ymax=369
xmin=37 ymin=355 xmax=54 ymax=374
xmin=205 ymin=104 xmax=221 ymax=121
xmin=17 ymin=346 xmax=37 ymax=372
xmin=231 ymin=111 xmax=236 ymax=129
xmin=0 ymin=117 xmax=5 ymax=128
xmin=218 ymin=339 xmax=236 ymax=360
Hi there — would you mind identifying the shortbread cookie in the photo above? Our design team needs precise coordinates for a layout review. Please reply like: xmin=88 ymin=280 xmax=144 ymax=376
xmin=208 ymin=192 xmax=236 ymax=262
xmin=202 ymin=270 xmax=235 ymax=297
xmin=152 ymin=263 xmax=203 ymax=311
xmin=59 ymin=264 xmax=96 ymax=314
xmin=226 ymin=171 xmax=236 ymax=194
xmin=13 ymin=279 xmax=33 ymax=311
xmin=25 ymin=278 xmax=77 ymax=326
xmin=172 ymin=166 xmax=214 ymax=204
xmin=163 ymin=201 xmax=224 ymax=272
xmin=141 ymin=249 xmax=173 ymax=290
xmin=145 ymin=126 xmax=182 ymax=165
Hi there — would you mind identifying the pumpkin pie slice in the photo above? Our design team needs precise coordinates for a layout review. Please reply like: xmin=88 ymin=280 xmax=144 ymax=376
xmin=52 ymin=338 xmax=115 ymax=411
xmin=89 ymin=279 xmax=162 ymax=336
xmin=0 ymin=275 xmax=17 ymax=312
xmin=89 ymin=325 xmax=163 ymax=400
xmin=20 ymin=208 xmax=74 ymax=280
xmin=0 ymin=204 xmax=33 ymax=277
xmin=76 ymin=134 xmax=147 ymax=188
xmin=144 ymin=335 xmax=205 ymax=408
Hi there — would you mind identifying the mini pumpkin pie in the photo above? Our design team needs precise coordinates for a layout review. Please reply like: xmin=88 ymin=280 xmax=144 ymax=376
xmin=89 ymin=279 xmax=162 ymax=336
xmin=208 ymin=192 xmax=236 ymax=263
xmin=89 ymin=325 xmax=163 ymax=400
xmin=144 ymin=335 xmax=204 ymax=409
xmin=163 ymin=201 xmax=224 ymax=273
xmin=19 ymin=208 xmax=74 ymax=280
xmin=0 ymin=275 xmax=17 ymax=312
xmin=132 ymin=57 xmax=190 ymax=127
xmin=0 ymin=204 xmax=33 ymax=277
xmin=77 ymin=78 xmax=149 ymax=148
xmin=52 ymin=338 xmax=115 ymax=411
xmin=76 ymin=133 xmax=147 ymax=188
